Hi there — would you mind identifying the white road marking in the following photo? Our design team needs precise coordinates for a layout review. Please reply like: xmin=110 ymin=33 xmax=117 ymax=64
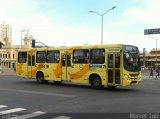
xmin=0 ymin=108 xmax=26 ymax=115
xmin=0 ymin=105 xmax=8 ymax=108
xmin=11 ymin=111 xmax=46 ymax=119
xmin=53 ymin=116 xmax=72 ymax=119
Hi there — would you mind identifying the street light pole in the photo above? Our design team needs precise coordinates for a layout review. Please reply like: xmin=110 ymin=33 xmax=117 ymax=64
xmin=90 ymin=6 xmax=116 ymax=45
xmin=149 ymin=36 xmax=158 ymax=66
xmin=156 ymin=38 xmax=158 ymax=66
xmin=101 ymin=15 xmax=103 ymax=45
xmin=20 ymin=30 xmax=25 ymax=48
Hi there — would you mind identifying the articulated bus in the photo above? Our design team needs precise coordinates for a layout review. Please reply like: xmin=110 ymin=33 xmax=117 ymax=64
xmin=16 ymin=44 xmax=142 ymax=89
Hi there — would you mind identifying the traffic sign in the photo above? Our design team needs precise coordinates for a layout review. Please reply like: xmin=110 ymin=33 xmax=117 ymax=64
xmin=144 ymin=28 xmax=160 ymax=35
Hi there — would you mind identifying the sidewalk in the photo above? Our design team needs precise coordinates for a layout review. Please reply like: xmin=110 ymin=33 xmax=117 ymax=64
xmin=141 ymin=70 xmax=160 ymax=80
xmin=0 ymin=68 xmax=16 ymax=76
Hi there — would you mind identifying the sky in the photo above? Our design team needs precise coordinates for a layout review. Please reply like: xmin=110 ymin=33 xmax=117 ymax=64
xmin=0 ymin=0 xmax=160 ymax=52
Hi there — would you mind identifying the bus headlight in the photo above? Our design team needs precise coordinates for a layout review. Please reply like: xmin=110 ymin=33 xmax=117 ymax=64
xmin=139 ymin=75 xmax=142 ymax=80
xmin=124 ymin=74 xmax=129 ymax=80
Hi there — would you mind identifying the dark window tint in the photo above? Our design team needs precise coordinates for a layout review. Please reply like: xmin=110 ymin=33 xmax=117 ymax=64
xmin=36 ymin=51 xmax=46 ymax=63
xmin=18 ymin=52 xmax=27 ymax=63
xmin=46 ymin=50 xmax=60 ymax=63
xmin=28 ymin=55 xmax=35 ymax=66
xmin=67 ymin=55 xmax=71 ymax=66
xmin=73 ymin=49 xmax=89 ymax=64
xmin=115 ymin=54 xmax=120 ymax=68
xmin=108 ymin=54 xmax=113 ymax=68
xmin=90 ymin=49 xmax=105 ymax=64
xmin=62 ymin=54 xmax=71 ymax=66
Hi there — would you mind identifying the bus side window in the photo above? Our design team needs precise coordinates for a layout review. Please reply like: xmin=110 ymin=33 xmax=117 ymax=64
xmin=46 ymin=50 xmax=60 ymax=63
xmin=67 ymin=55 xmax=71 ymax=66
xmin=62 ymin=55 xmax=66 ymax=66
xmin=90 ymin=49 xmax=105 ymax=64
xmin=108 ymin=54 xmax=113 ymax=68
xmin=18 ymin=52 xmax=27 ymax=63
xmin=36 ymin=51 xmax=46 ymax=63
xmin=28 ymin=55 xmax=35 ymax=66
xmin=115 ymin=54 xmax=120 ymax=68
xmin=73 ymin=49 xmax=89 ymax=64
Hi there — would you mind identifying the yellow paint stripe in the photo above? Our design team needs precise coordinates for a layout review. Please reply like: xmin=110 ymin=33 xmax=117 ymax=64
xmin=70 ymin=64 xmax=89 ymax=80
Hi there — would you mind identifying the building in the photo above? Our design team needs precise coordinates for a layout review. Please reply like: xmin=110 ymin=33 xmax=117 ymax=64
xmin=0 ymin=21 xmax=12 ymax=47
xmin=140 ymin=48 xmax=160 ymax=69
xmin=0 ymin=46 xmax=17 ymax=69
xmin=0 ymin=22 xmax=32 ymax=70
xmin=23 ymin=30 xmax=33 ymax=48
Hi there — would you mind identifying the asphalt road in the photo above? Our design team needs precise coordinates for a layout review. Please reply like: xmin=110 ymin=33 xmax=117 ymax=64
xmin=0 ymin=74 xmax=160 ymax=119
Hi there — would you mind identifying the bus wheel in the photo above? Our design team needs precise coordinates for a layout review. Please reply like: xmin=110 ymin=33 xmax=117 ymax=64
xmin=91 ymin=76 xmax=102 ymax=89
xmin=36 ymin=72 xmax=47 ymax=84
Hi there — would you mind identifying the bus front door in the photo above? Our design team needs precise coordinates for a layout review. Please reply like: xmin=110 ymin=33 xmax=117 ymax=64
xmin=61 ymin=53 xmax=71 ymax=81
xmin=27 ymin=55 xmax=35 ymax=78
xmin=107 ymin=53 xmax=121 ymax=85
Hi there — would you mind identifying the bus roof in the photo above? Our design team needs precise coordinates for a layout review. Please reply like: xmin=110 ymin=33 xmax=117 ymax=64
xmin=17 ymin=44 xmax=138 ymax=52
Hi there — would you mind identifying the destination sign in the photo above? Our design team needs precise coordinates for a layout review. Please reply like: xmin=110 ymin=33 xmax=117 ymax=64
xmin=144 ymin=28 xmax=160 ymax=35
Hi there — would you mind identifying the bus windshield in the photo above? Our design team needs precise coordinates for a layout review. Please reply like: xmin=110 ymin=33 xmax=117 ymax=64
xmin=123 ymin=45 xmax=141 ymax=72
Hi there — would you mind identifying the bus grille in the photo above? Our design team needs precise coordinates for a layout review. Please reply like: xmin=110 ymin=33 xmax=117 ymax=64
xmin=129 ymin=74 xmax=139 ymax=77
xmin=131 ymin=81 xmax=137 ymax=84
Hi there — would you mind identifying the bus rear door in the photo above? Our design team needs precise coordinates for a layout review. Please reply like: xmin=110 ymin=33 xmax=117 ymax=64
xmin=61 ymin=53 xmax=71 ymax=81
xmin=107 ymin=53 xmax=121 ymax=86
xmin=16 ymin=51 xmax=27 ymax=78
xmin=27 ymin=54 xmax=35 ymax=78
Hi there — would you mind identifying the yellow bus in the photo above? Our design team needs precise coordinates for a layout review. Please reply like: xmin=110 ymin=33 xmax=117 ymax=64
xmin=16 ymin=44 xmax=142 ymax=89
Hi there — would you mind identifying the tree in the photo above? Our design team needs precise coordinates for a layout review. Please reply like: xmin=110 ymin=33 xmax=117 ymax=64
xmin=0 ymin=41 xmax=4 ymax=48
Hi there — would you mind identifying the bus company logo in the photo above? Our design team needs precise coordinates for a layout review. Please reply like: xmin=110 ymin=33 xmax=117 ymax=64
xmin=79 ymin=64 xmax=83 ymax=70
xmin=38 ymin=64 xmax=49 ymax=68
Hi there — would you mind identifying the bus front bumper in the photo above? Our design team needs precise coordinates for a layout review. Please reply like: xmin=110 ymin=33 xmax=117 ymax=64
xmin=122 ymin=78 xmax=142 ymax=86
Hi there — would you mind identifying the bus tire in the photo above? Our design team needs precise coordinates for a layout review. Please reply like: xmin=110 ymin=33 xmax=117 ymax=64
xmin=36 ymin=72 xmax=48 ymax=84
xmin=90 ymin=76 xmax=102 ymax=89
